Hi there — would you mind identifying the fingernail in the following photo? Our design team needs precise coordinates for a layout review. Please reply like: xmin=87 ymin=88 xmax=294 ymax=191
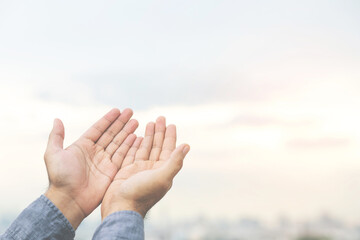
xmin=182 ymin=145 xmax=190 ymax=154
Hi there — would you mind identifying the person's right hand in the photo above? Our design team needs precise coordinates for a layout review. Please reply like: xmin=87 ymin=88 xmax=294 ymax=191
xmin=44 ymin=108 xmax=138 ymax=229
xmin=101 ymin=117 xmax=190 ymax=220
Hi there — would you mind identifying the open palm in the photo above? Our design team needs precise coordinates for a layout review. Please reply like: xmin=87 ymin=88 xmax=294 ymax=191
xmin=44 ymin=108 xmax=138 ymax=218
xmin=101 ymin=117 xmax=190 ymax=219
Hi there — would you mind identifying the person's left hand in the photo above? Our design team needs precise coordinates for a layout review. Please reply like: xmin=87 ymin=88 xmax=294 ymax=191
xmin=101 ymin=117 xmax=190 ymax=220
xmin=44 ymin=108 xmax=138 ymax=229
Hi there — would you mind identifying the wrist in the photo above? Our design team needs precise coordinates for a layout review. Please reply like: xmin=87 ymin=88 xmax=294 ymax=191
xmin=45 ymin=187 xmax=86 ymax=229
xmin=101 ymin=200 xmax=147 ymax=221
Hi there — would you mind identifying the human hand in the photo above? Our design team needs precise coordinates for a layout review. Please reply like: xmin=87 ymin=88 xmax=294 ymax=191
xmin=44 ymin=108 xmax=138 ymax=229
xmin=101 ymin=117 xmax=190 ymax=220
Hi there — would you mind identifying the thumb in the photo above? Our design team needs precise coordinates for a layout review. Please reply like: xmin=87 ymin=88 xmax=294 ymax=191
xmin=47 ymin=118 xmax=65 ymax=152
xmin=163 ymin=144 xmax=190 ymax=180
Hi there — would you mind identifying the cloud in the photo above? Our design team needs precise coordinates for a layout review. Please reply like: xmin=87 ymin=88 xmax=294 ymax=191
xmin=1 ymin=0 xmax=360 ymax=225
xmin=286 ymin=137 xmax=352 ymax=150
xmin=230 ymin=114 xmax=315 ymax=127
xmin=1 ymin=81 xmax=360 ymax=225
xmin=1 ymin=0 xmax=359 ymax=110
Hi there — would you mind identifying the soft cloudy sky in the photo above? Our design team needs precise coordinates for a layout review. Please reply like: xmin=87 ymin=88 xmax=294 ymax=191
xmin=1 ymin=0 xmax=360 ymax=231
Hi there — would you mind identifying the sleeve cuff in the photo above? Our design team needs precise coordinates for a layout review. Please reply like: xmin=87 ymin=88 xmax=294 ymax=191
xmin=2 ymin=195 xmax=75 ymax=240
xmin=92 ymin=211 xmax=144 ymax=240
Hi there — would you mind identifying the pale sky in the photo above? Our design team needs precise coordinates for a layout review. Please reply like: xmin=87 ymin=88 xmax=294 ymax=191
xmin=1 ymin=0 xmax=360 ymax=229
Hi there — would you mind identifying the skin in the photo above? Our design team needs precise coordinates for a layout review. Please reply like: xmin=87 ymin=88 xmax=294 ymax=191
xmin=101 ymin=116 xmax=190 ymax=220
xmin=44 ymin=108 xmax=139 ymax=229
xmin=43 ymin=109 xmax=190 ymax=229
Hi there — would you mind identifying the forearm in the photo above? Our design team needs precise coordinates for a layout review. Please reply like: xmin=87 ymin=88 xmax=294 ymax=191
xmin=0 ymin=195 xmax=75 ymax=240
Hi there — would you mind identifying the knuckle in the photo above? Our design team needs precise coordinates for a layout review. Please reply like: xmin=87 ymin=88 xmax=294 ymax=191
xmin=106 ymin=129 xmax=116 ymax=137
xmin=114 ymin=151 xmax=126 ymax=159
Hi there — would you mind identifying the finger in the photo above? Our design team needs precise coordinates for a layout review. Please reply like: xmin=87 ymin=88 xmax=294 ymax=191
xmin=134 ymin=122 xmax=155 ymax=160
xmin=105 ymin=119 xmax=139 ymax=157
xmin=112 ymin=134 xmax=137 ymax=169
xmin=46 ymin=119 xmax=65 ymax=153
xmin=96 ymin=108 xmax=134 ymax=149
xmin=121 ymin=137 xmax=143 ymax=168
xmin=149 ymin=116 xmax=166 ymax=161
xmin=162 ymin=144 xmax=190 ymax=180
xmin=81 ymin=108 xmax=121 ymax=143
xmin=159 ymin=124 xmax=177 ymax=161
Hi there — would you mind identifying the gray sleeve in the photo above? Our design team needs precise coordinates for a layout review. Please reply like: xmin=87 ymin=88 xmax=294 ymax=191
xmin=92 ymin=211 xmax=144 ymax=240
xmin=0 ymin=195 xmax=75 ymax=240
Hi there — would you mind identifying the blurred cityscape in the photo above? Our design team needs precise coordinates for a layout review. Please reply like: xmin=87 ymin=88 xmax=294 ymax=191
xmin=2 ymin=213 xmax=360 ymax=240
